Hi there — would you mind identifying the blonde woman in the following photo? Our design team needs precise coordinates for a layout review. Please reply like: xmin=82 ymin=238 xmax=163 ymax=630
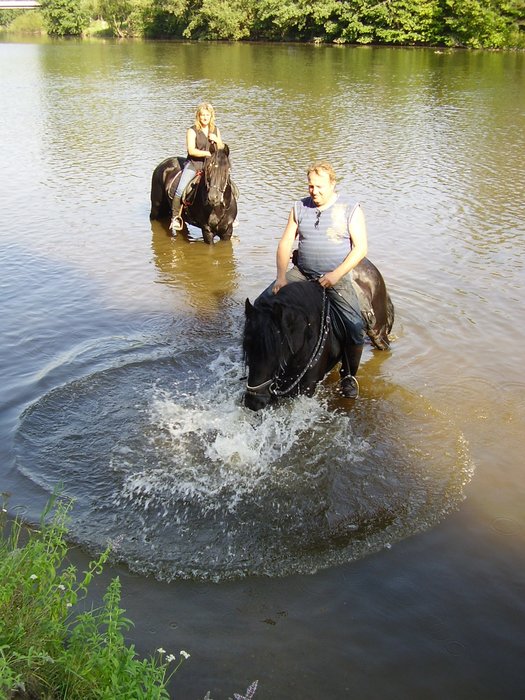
xmin=171 ymin=102 xmax=224 ymax=232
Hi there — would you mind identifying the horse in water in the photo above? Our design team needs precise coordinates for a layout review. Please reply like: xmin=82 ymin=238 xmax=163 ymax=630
xmin=243 ymin=257 xmax=394 ymax=411
xmin=150 ymin=144 xmax=237 ymax=244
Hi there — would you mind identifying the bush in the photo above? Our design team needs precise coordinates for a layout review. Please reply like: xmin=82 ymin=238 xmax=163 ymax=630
xmin=0 ymin=494 xmax=187 ymax=699
xmin=40 ymin=0 xmax=90 ymax=36
xmin=4 ymin=10 xmax=45 ymax=33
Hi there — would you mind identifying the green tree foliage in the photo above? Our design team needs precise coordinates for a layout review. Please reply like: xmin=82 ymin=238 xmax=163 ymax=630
xmin=143 ymin=0 xmax=190 ymax=36
xmin=184 ymin=0 xmax=254 ymax=40
xmin=41 ymin=0 xmax=524 ymax=47
xmin=40 ymin=0 xmax=90 ymax=36
xmin=438 ymin=0 xmax=521 ymax=48
xmin=0 ymin=9 xmax=22 ymax=27
xmin=99 ymin=0 xmax=150 ymax=36
xmin=362 ymin=0 xmax=440 ymax=45
xmin=0 ymin=9 xmax=45 ymax=32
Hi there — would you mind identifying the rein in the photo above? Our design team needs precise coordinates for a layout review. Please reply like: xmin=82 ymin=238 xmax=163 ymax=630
xmin=246 ymin=286 xmax=331 ymax=398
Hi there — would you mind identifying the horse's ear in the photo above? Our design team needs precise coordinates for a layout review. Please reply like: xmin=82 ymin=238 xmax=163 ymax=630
xmin=209 ymin=142 xmax=217 ymax=154
xmin=245 ymin=298 xmax=254 ymax=316
xmin=223 ymin=143 xmax=230 ymax=156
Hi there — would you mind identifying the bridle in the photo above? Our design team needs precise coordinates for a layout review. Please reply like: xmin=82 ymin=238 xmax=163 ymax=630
xmin=204 ymin=152 xmax=231 ymax=206
xmin=245 ymin=287 xmax=331 ymax=399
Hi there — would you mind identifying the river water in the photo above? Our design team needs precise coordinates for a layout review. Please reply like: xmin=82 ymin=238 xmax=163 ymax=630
xmin=1 ymin=37 xmax=524 ymax=698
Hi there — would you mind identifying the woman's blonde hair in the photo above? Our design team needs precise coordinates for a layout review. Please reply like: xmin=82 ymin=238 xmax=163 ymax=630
xmin=307 ymin=161 xmax=336 ymax=184
xmin=195 ymin=102 xmax=216 ymax=133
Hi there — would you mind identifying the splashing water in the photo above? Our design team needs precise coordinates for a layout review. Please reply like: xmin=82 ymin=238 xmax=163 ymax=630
xmin=14 ymin=348 xmax=473 ymax=581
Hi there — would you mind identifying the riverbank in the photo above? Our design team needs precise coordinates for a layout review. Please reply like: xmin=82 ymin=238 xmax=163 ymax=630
xmin=1 ymin=2 xmax=524 ymax=49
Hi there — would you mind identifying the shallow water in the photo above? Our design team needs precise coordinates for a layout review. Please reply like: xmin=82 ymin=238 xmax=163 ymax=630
xmin=1 ymin=38 xmax=524 ymax=698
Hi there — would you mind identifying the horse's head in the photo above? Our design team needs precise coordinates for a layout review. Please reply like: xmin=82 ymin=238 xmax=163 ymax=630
xmin=243 ymin=298 xmax=283 ymax=411
xmin=243 ymin=284 xmax=327 ymax=411
xmin=204 ymin=144 xmax=231 ymax=208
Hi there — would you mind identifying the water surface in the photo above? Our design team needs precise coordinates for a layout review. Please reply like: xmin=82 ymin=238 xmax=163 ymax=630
xmin=1 ymin=39 xmax=524 ymax=699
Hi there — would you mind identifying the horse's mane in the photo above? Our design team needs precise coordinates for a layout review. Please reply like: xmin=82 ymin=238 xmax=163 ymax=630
xmin=205 ymin=146 xmax=231 ymax=190
xmin=268 ymin=280 xmax=323 ymax=312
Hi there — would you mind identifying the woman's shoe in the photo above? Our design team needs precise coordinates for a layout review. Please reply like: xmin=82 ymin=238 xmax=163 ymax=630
xmin=170 ymin=216 xmax=183 ymax=233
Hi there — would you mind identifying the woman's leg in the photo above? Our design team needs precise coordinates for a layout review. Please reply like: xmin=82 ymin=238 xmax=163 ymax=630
xmin=171 ymin=165 xmax=195 ymax=232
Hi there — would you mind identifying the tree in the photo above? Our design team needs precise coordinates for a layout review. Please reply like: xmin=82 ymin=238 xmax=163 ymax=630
xmin=40 ymin=0 xmax=89 ymax=36
xmin=183 ymin=0 xmax=254 ymax=39
xmin=440 ymin=0 xmax=518 ymax=47
xmin=99 ymin=0 xmax=151 ymax=36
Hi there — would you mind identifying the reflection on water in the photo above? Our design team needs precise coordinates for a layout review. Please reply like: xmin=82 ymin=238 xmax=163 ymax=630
xmin=150 ymin=220 xmax=238 ymax=314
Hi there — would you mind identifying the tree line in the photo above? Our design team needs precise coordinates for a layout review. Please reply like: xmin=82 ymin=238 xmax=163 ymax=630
xmin=2 ymin=0 xmax=524 ymax=48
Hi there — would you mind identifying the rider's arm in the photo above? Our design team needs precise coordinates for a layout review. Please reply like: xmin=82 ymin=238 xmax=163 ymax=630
xmin=273 ymin=208 xmax=299 ymax=294
xmin=208 ymin=127 xmax=224 ymax=150
xmin=186 ymin=127 xmax=211 ymax=159
xmin=318 ymin=205 xmax=368 ymax=288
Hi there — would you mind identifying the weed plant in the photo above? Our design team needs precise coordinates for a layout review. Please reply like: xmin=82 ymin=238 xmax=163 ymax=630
xmin=0 ymin=494 xmax=187 ymax=699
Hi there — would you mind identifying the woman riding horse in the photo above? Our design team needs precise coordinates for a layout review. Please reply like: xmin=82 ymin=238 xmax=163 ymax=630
xmin=150 ymin=131 xmax=237 ymax=243
xmin=171 ymin=102 xmax=224 ymax=233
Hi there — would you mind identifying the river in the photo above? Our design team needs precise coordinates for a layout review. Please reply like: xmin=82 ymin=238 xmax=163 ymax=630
xmin=0 ymin=37 xmax=524 ymax=698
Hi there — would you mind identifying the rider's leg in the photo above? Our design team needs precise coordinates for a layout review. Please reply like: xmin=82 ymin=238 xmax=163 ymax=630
xmin=170 ymin=194 xmax=183 ymax=232
xmin=171 ymin=165 xmax=195 ymax=232
xmin=327 ymin=279 xmax=365 ymax=399
xmin=341 ymin=343 xmax=363 ymax=378
xmin=339 ymin=343 xmax=363 ymax=399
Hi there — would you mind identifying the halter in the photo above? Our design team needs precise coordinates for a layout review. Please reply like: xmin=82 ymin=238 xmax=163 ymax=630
xmin=245 ymin=286 xmax=331 ymax=399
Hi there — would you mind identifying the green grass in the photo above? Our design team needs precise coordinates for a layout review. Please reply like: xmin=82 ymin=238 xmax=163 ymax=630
xmin=0 ymin=494 xmax=187 ymax=699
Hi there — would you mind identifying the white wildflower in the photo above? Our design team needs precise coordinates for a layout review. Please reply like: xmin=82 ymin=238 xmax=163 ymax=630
xmin=166 ymin=654 xmax=177 ymax=663
xmin=157 ymin=648 xmax=166 ymax=655
xmin=58 ymin=584 xmax=66 ymax=591
xmin=66 ymin=603 xmax=72 ymax=608
xmin=29 ymin=574 xmax=38 ymax=580
xmin=180 ymin=650 xmax=190 ymax=659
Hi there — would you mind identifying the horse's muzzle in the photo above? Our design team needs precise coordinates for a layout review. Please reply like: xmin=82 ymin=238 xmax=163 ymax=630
xmin=244 ymin=389 xmax=272 ymax=411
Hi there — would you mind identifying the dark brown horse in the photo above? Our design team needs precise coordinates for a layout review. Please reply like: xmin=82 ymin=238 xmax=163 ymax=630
xmin=243 ymin=258 xmax=394 ymax=410
xmin=150 ymin=145 xmax=237 ymax=244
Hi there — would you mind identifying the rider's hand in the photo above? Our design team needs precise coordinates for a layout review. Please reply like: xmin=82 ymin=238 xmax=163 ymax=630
xmin=318 ymin=270 xmax=340 ymax=288
xmin=272 ymin=277 xmax=288 ymax=294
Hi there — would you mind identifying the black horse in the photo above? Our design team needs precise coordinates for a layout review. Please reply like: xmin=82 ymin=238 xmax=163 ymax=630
xmin=150 ymin=145 xmax=237 ymax=244
xmin=243 ymin=258 xmax=394 ymax=411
